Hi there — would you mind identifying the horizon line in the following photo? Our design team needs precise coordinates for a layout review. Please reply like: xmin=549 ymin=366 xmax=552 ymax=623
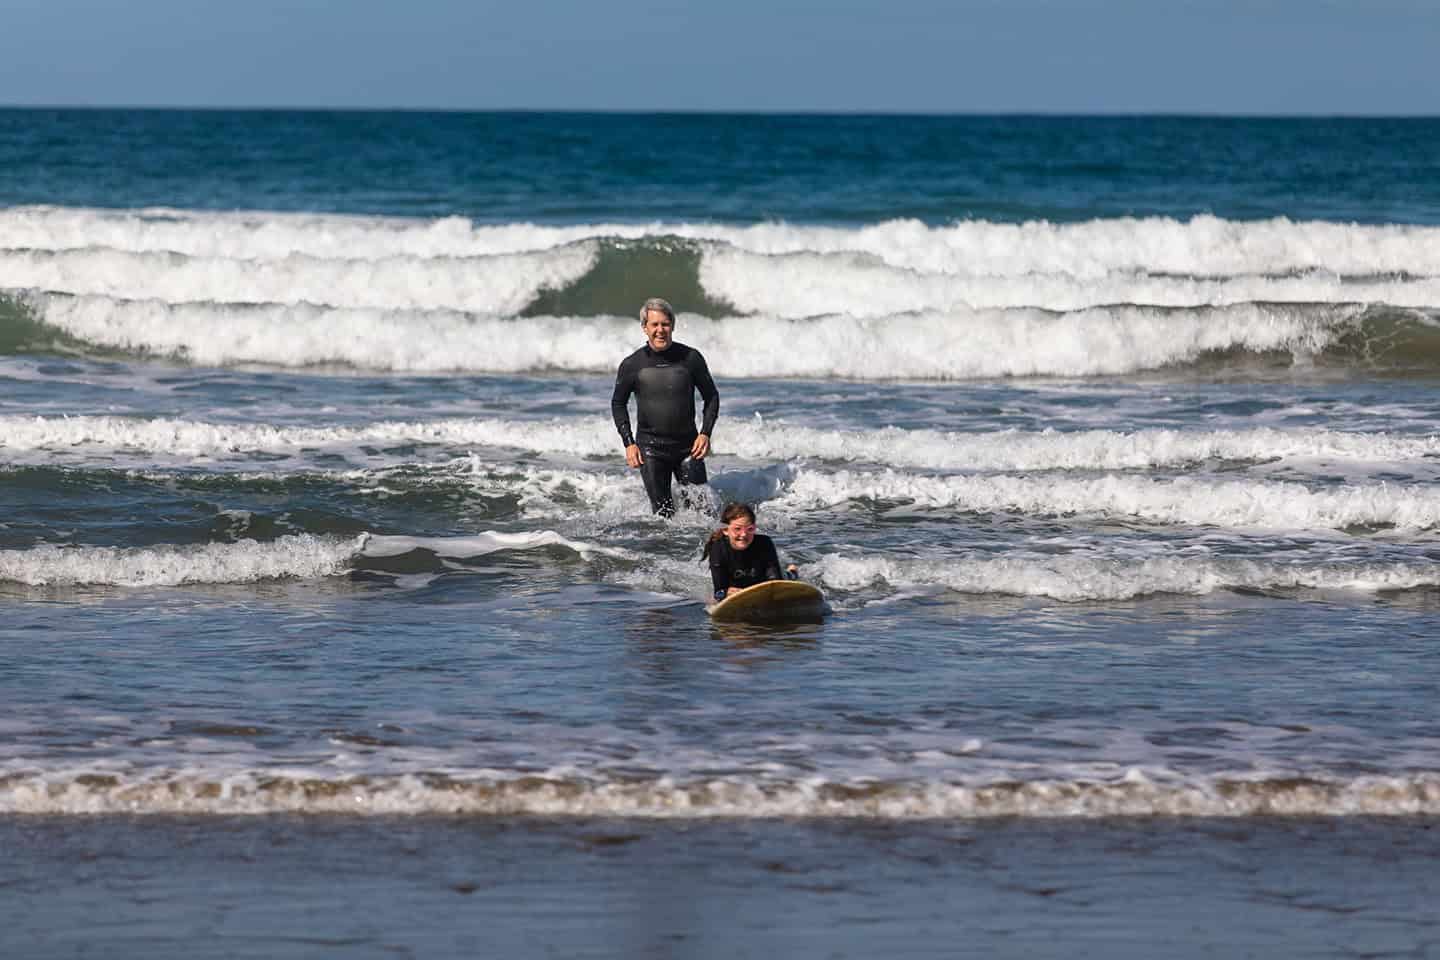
xmin=2 ymin=103 xmax=1438 ymax=120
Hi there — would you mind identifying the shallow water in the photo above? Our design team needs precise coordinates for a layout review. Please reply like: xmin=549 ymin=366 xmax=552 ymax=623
xmin=6 ymin=817 xmax=1439 ymax=959
xmin=2 ymin=110 xmax=1439 ymax=957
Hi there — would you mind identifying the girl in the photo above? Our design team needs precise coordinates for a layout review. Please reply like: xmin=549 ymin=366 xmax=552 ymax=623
xmin=702 ymin=502 xmax=797 ymax=601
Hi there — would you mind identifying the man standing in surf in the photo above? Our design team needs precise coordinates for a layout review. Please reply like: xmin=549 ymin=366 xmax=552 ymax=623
xmin=611 ymin=297 xmax=719 ymax=517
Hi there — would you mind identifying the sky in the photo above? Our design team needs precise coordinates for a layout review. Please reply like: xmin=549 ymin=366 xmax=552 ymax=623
xmin=1 ymin=0 xmax=1437 ymax=115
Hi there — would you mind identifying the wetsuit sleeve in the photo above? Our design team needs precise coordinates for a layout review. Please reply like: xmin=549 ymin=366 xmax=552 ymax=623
xmin=758 ymin=537 xmax=782 ymax=582
xmin=611 ymin=357 xmax=637 ymax=448
xmin=691 ymin=351 xmax=719 ymax=437
xmin=708 ymin=542 xmax=733 ymax=600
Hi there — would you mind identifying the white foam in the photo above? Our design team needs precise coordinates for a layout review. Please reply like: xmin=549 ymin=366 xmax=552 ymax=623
xmin=699 ymin=215 xmax=1440 ymax=280
xmin=381 ymin=456 xmax=651 ymax=523
xmin=780 ymin=469 xmax=1440 ymax=532
xmin=8 ymin=414 xmax=1437 ymax=472
xmin=0 ymin=414 xmax=623 ymax=463
xmin=0 ymin=534 xmax=366 ymax=586
xmin=19 ymin=293 xmax=1355 ymax=377
xmin=812 ymin=552 xmax=1440 ymax=602
xmin=9 ymin=209 xmax=1440 ymax=371
xmin=722 ymin=421 xmax=1440 ymax=473
xmin=2 ymin=769 xmax=1437 ymax=817
xmin=702 ymin=246 xmax=1440 ymax=316
xmin=0 ymin=243 xmax=596 ymax=313
xmin=364 ymin=531 xmax=633 ymax=561
xmin=8 ymin=207 xmax=1440 ymax=279
xmin=25 ymin=294 xmax=641 ymax=371
xmin=696 ymin=304 xmax=1349 ymax=380
xmin=0 ymin=206 xmax=611 ymax=260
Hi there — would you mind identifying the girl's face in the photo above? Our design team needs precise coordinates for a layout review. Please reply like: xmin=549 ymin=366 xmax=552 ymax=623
xmin=723 ymin=516 xmax=757 ymax=549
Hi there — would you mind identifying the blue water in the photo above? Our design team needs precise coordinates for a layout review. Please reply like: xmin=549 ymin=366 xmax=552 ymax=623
xmin=2 ymin=110 xmax=1439 ymax=958
xmin=5 ymin=111 xmax=1440 ymax=224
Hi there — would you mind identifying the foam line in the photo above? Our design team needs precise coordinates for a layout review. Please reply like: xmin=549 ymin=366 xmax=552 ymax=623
xmin=8 ymin=207 xmax=1440 ymax=279
xmin=701 ymin=247 xmax=1440 ymax=316
xmin=18 ymin=293 xmax=1360 ymax=377
xmin=2 ymin=769 xmax=1437 ymax=817
xmin=811 ymin=553 xmax=1440 ymax=602
xmin=0 ymin=244 xmax=597 ymax=313
xmin=25 ymin=294 xmax=636 ymax=371
xmin=363 ymin=531 xmax=633 ymax=561
xmin=780 ymin=469 xmax=1440 ymax=532
xmin=0 ymin=534 xmax=366 ymax=586
xmin=5 ymin=414 xmax=1437 ymax=473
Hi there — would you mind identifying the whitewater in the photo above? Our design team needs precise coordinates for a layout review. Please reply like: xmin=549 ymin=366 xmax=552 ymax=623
xmin=5 ymin=206 xmax=1440 ymax=378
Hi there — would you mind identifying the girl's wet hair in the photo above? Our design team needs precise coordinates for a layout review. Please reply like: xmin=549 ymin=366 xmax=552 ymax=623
xmin=702 ymin=502 xmax=756 ymax=559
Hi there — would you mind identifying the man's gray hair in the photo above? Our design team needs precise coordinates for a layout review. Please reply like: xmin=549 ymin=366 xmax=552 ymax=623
xmin=639 ymin=297 xmax=676 ymax=325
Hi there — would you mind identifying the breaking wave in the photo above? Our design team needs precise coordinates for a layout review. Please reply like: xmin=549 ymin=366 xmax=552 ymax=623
xmin=780 ymin=469 xmax=1440 ymax=532
xmin=4 ymin=414 xmax=1437 ymax=473
xmin=7 ymin=206 xmax=1440 ymax=279
xmin=4 ymin=768 xmax=1438 ymax=818
xmin=7 ymin=292 xmax=1432 ymax=377
xmin=811 ymin=553 xmax=1440 ymax=602
xmin=5 ymin=206 xmax=1440 ymax=378
xmin=0 ymin=534 xmax=366 ymax=586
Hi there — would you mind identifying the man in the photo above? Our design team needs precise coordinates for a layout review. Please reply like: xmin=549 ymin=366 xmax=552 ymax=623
xmin=611 ymin=297 xmax=719 ymax=517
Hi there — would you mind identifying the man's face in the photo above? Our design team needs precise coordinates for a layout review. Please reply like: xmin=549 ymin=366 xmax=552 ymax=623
xmin=643 ymin=310 xmax=674 ymax=352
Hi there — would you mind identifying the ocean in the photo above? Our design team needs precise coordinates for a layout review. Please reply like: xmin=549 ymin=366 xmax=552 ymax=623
xmin=2 ymin=110 xmax=1439 ymax=958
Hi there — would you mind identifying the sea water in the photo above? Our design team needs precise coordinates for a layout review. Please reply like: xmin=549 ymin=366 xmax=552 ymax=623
xmin=2 ymin=111 xmax=1439 ymax=958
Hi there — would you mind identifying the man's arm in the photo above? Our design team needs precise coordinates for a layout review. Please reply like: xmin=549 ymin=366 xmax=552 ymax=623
xmin=692 ymin=352 xmax=719 ymax=438
xmin=611 ymin=359 xmax=644 ymax=467
xmin=690 ymin=350 xmax=719 ymax=460
xmin=611 ymin=360 xmax=636 ymax=449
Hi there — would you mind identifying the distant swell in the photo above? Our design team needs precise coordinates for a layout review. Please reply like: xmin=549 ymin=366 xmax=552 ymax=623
xmin=4 ymin=770 xmax=1438 ymax=818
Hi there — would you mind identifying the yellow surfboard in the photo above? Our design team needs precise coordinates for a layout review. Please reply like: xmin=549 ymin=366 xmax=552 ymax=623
xmin=707 ymin=580 xmax=826 ymax=622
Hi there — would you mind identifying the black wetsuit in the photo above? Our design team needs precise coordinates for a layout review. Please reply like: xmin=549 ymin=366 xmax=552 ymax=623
xmin=707 ymin=534 xmax=784 ymax=601
xmin=611 ymin=340 xmax=719 ymax=516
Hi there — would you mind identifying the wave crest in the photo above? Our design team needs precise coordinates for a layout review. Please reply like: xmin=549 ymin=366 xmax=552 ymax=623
xmin=813 ymin=553 xmax=1440 ymax=602
xmin=8 ymin=415 xmax=1438 ymax=472
xmin=0 ymin=534 xmax=366 ymax=586
xmin=5 ymin=769 xmax=1438 ymax=818
xmin=781 ymin=469 xmax=1440 ymax=532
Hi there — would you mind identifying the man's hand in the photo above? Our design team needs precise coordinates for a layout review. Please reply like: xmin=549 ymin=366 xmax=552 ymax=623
xmin=691 ymin=434 xmax=710 ymax=460
xmin=625 ymin=444 xmax=644 ymax=468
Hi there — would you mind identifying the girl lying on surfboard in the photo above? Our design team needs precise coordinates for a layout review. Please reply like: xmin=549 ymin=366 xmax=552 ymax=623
xmin=702 ymin=502 xmax=799 ymax=601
